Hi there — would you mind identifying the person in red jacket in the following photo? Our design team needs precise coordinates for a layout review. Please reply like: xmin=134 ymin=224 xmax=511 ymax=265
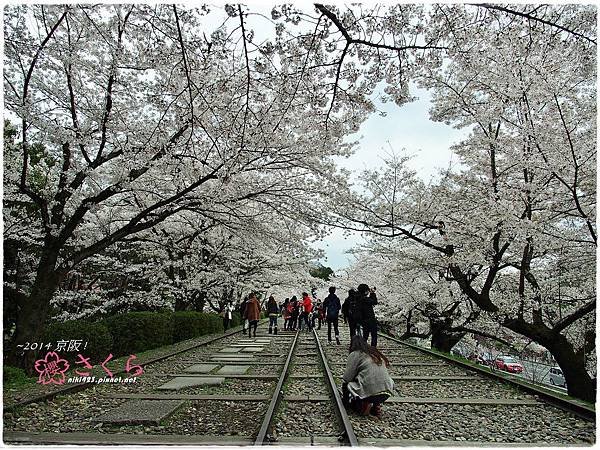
xmin=300 ymin=292 xmax=313 ymax=332
xmin=243 ymin=292 xmax=261 ymax=338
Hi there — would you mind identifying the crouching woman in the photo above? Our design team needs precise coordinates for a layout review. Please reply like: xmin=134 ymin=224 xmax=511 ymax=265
xmin=342 ymin=335 xmax=394 ymax=418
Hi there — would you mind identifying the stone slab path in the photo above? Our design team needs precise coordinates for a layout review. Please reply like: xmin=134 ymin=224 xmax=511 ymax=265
xmin=241 ymin=347 xmax=264 ymax=353
xmin=92 ymin=399 xmax=184 ymax=425
xmin=219 ymin=347 xmax=242 ymax=353
xmin=183 ymin=364 xmax=219 ymax=374
xmin=216 ymin=365 xmax=251 ymax=375
xmin=157 ymin=377 xmax=225 ymax=390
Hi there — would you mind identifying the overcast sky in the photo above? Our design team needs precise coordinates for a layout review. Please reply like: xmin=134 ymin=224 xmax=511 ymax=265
xmin=317 ymin=83 xmax=471 ymax=271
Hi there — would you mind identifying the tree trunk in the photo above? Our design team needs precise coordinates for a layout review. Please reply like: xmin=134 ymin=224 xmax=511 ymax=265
xmin=174 ymin=295 xmax=188 ymax=311
xmin=191 ymin=290 xmax=207 ymax=312
xmin=430 ymin=327 xmax=466 ymax=353
xmin=5 ymin=261 xmax=60 ymax=373
xmin=546 ymin=334 xmax=595 ymax=402
xmin=504 ymin=318 xmax=595 ymax=402
xmin=427 ymin=317 xmax=466 ymax=353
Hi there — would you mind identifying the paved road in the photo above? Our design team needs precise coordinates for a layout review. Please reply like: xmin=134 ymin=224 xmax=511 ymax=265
xmin=492 ymin=359 xmax=568 ymax=394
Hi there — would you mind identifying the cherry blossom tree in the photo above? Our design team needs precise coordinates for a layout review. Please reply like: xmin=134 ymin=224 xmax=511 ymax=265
xmin=4 ymin=3 xmax=595 ymax=403
xmin=324 ymin=4 xmax=596 ymax=401
xmin=3 ymin=3 xmax=361 ymax=369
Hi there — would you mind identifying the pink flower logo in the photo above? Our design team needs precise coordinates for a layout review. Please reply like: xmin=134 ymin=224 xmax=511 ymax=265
xmin=34 ymin=352 xmax=70 ymax=385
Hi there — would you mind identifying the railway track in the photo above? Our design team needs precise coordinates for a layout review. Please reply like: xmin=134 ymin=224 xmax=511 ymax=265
xmin=316 ymin=328 xmax=595 ymax=446
xmin=4 ymin=322 xmax=351 ymax=445
xmin=3 ymin=321 xmax=595 ymax=446
xmin=3 ymin=322 xmax=249 ymax=413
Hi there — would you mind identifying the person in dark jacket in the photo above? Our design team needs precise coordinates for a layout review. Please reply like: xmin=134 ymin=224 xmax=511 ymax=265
xmin=357 ymin=283 xmax=378 ymax=346
xmin=281 ymin=298 xmax=290 ymax=330
xmin=240 ymin=296 xmax=249 ymax=333
xmin=323 ymin=286 xmax=342 ymax=344
xmin=289 ymin=296 xmax=299 ymax=331
xmin=222 ymin=302 xmax=234 ymax=332
xmin=266 ymin=295 xmax=279 ymax=334
xmin=342 ymin=288 xmax=361 ymax=338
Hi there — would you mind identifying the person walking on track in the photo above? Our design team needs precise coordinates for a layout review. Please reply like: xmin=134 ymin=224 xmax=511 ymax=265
xmin=300 ymin=292 xmax=313 ymax=332
xmin=267 ymin=295 xmax=279 ymax=334
xmin=240 ymin=295 xmax=249 ymax=333
xmin=357 ymin=283 xmax=378 ymax=347
xmin=289 ymin=296 xmax=299 ymax=331
xmin=281 ymin=298 xmax=290 ymax=330
xmin=244 ymin=292 xmax=261 ymax=338
xmin=323 ymin=286 xmax=342 ymax=345
xmin=342 ymin=288 xmax=362 ymax=338
xmin=222 ymin=301 xmax=234 ymax=332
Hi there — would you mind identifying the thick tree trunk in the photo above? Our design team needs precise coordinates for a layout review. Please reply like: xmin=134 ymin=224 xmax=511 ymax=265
xmin=427 ymin=317 xmax=466 ymax=353
xmin=546 ymin=334 xmax=595 ymax=403
xmin=191 ymin=291 xmax=207 ymax=312
xmin=505 ymin=318 xmax=595 ymax=402
xmin=6 ymin=271 xmax=59 ymax=372
xmin=174 ymin=295 xmax=188 ymax=311
xmin=430 ymin=327 xmax=466 ymax=353
xmin=5 ymin=253 xmax=60 ymax=373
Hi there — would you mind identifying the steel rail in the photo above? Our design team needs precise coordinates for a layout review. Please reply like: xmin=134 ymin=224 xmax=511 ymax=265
xmin=313 ymin=329 xmax=359 ymax=446
xmin=379 ymin=331 xmax=595 ymax=422
xmin=3 ymin=320 xmax=259 ymax=413
xmin=254 ymin=330 xmax=299 ymax=445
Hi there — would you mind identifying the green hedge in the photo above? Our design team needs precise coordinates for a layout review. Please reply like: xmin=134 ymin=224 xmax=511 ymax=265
xmin=42 ymin=320 xmax=113 ymax=362
xmin=102 ymin=312 xmax=174 ymax=356
xmin=231 ymin=311 xmax=242 ymax=327
xmin=42 ymin=311 xmax=231 ymax=360
xmin=172 ymin=311 xmax=222 ymax=341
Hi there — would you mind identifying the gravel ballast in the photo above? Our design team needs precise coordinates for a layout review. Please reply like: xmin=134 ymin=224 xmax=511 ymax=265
xmin=394 ymin=379 xmax=536 ymax=399
xmin=3 ymin=390 xmax=129 ymax=433
xmin=349 ymin=403 xmax=595 ymax=444
xmin=102 ymin=400 xmax=268 ymax=437
xmin=273 ymin=401 xmax=341 ymax=437
xmin=285 ymin=380 xmax=330 ymax=397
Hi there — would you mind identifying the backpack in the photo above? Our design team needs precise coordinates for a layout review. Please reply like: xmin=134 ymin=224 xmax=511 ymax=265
xmin=324 ymin=294 xmax=341 ymax=318
xmin=348 ymin=295 xmax=363 ymax=323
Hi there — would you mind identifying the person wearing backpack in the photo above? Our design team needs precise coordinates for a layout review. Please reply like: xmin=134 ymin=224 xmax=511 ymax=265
xmin=343 ymin=288 xmax=362 ymax=338
xmin=323 ymin=286 xmax=342 ymax=344
xmin=357 ymin=283 xmax=378 ymax=346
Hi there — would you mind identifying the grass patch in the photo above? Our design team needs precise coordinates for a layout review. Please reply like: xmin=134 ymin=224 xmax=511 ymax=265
xmin=3 ymin=366 xmax=37 ymax=389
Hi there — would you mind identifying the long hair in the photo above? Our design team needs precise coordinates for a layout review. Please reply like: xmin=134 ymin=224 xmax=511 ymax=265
xmin=349 ymin=335 xmax=390 ymax=368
